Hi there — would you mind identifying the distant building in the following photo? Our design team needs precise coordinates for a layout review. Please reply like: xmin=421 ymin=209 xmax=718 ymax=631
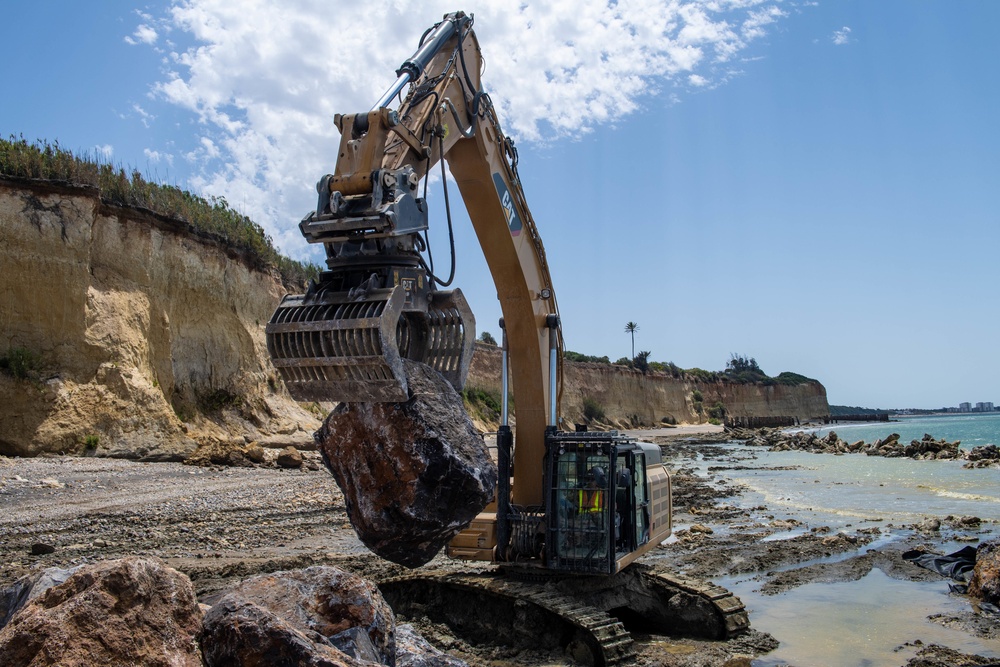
xmin=959 ymin=402 xmax=972 ymax=412
xmin=976 ymin=402 xmax=995 ymax=412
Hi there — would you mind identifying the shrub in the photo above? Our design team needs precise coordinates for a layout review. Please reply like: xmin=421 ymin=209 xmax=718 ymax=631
xmin=691 ymin=389 xmax=703 ymax=403
xmin=83 ymin=434 xmax=100 ymax=450
xmin=564 ymin=350 xmax=611 ymax=364
xmin=774 ymin=371 xmax=815 ymax=385
xmin=197 ymin=388 xmax=243 ymax=413
xmin=462 ymin=386 xmax=506 ymax=423
xmin=0 ymin=347 xmax=40 ymax=380
xmin=633 ymin=350 xmax=651 ymax=374
xmin=707 ymin=401 xmax=726 ymax=420
xmin=685 ymin=368 xmax=719 ymax=382
xmin=479 ymin=331 xmax=498 ymax=346
xmin=582 ymin=396 xmax=606 ymax=422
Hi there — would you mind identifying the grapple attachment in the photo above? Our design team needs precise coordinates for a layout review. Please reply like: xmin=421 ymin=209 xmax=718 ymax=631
xmin=266 ymin=283 xmax=474 ymax=403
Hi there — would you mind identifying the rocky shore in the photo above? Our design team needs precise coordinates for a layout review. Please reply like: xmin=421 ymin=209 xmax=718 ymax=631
xmin=2 ymin=430 xmax=1000 ymax=666
xmin=732 ymin=427 xmax=1000 ymax=467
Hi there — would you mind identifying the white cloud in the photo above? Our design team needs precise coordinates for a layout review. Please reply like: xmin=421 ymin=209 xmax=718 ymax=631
xmin=832 ymin=26 xmax=852 ymax=46
xmin=125 ymin=24 xmax=159 ymax=46
xmin=143 ymin=0 xmax=790 ymax=258
xmin=132 ymin=103 xmax=155 ymax=128
xmin=144 ymin=148 xmax=174 ymax=166
xmin=95 ymin=144 xmax=114 ymax=159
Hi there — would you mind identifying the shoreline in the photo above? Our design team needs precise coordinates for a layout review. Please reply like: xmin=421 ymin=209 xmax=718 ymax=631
xmin=2 ymin=439 xmax=998 ymax=666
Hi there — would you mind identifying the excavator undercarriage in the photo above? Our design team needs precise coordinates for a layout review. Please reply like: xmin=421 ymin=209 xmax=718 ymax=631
xmin=378 ymin=564 xmax=749 ymax=667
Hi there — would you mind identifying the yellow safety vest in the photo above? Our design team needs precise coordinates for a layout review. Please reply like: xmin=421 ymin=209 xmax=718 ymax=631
xmin=578 ymin=489 xmax=604 ymax=513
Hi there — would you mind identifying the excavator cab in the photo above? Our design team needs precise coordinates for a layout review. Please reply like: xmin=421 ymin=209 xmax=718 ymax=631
xmin=544 ymin=431 xmax=670 ymax=575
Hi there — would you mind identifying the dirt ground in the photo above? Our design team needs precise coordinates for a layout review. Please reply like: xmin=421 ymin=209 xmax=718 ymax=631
xmin=1 ymin=432 xmax=996 ymax=666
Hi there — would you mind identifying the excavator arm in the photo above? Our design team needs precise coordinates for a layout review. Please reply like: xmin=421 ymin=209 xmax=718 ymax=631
xmin=266 ymin=12 xmax=562 ymax=512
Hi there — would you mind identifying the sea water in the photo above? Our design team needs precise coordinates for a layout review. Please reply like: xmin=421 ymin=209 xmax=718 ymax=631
xmin=686 ymin=413 xmax=1000 ymax=666
xmin=811 ymin=412 xmax=1000 ymax=452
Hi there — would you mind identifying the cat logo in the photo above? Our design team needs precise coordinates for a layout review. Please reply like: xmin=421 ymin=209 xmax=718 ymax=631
xmin=492 ymin=173 xmax=522 ymax=236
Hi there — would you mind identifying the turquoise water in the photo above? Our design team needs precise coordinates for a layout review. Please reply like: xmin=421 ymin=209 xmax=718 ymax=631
xmin=677 ymin=413 xmax=1000 ymax=665
xmin=809 ymin=412 xmax=1000 ymax=450
xmin=724 ymin=569 xmax=1000 ymax=667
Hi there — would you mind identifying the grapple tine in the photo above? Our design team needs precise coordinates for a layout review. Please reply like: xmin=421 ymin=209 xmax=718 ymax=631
xmin=266 ymin=285 xmax=409 ymax=403
xmin=426 ymin=288 xmax=476 ymax=391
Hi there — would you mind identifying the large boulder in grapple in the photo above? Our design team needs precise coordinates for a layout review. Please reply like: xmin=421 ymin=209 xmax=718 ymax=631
xmin=316 ymin=359 xmax=497 ymax=567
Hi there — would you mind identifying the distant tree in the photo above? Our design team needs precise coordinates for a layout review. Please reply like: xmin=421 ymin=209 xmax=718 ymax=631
xmin=725 ymin=353 xmax=768 ymax=382
xmin=479 ymin=331 xmax=497 ymax=346
xmin=624 ymin=321 xmax=639 ymax=358
xmin=634 ymin=350 xmax=651 ymax=374
xmin=726 ymin=354 xmax=762 ymax=375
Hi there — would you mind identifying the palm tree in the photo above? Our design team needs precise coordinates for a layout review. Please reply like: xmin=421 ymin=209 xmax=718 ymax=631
xmin=624 ymin=321 xmax=639 ymax=358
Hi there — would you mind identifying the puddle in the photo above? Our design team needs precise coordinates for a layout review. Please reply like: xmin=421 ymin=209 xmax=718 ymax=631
xmin=721 ymin=568 xmax=1000 ymax=666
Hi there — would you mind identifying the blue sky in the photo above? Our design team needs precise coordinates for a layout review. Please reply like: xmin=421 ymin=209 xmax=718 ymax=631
xmin=2 ymin=1 xmax=997 ymax=410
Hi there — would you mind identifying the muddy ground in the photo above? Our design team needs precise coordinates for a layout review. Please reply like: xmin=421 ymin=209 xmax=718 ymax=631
xmin=1 ymin=435 xmax=996 ymax=666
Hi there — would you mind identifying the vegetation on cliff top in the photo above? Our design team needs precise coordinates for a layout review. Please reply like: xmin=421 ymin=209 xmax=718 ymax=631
xmin=0 ymin=136 xmax=320 ymax=286
xmin=563 ymin=349 xmax=817 ymax=386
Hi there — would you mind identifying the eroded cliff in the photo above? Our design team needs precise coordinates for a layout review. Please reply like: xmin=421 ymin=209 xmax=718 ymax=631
xmin=0 ymin=178 xmax=321 ymax=459
xmin=1 ymin=178 xmax=827 ymax=459
xmin=467 ymin=343 xmax=829 ymax=428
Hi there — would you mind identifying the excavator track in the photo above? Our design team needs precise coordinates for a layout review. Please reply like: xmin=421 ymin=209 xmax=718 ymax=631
xmin=377 ymin=565 xmax=748 ymax=666
xmin=637 ymin=566 xmax=750 ymax=639
xmin=378 ymin=571 xmax=637 ymax=666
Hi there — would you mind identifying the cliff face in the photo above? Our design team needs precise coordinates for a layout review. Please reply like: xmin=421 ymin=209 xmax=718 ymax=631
xmin=0 ymin=178 xmax=827 ymax=459
xmin=467 ymin=344 xmax=829 ymax=428
xmin=0 ymin=179 xmax=320 ymax=459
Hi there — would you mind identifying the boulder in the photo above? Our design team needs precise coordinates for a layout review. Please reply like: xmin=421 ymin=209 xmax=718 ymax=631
xmin=968 ymin=539 xmax=1000 ymax=607
xmin=0 ymin=557 xmax=203 ymax=666
xmin=201 ymin=596 xmax=360 ymax=667
xmin=316 ymin=359 xmax=498 ymax=567
xmin=201 ymin=565 xmax=394 ymax=667
xmin=396 ymin=623 xmax=468 ymax=667
xmin=277 ymin=445 xmax=304 ymax=468
xmin=0 ymin=565 xmax=81 ymax=630
xmin=245 ymin=443 xmax=267 ymax=463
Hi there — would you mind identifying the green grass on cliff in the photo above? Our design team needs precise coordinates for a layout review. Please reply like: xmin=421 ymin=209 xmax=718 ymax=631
xmin=0 ymin=135 xmax=320 ymax=286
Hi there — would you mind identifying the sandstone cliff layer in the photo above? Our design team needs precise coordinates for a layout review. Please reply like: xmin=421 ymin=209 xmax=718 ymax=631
xmin=0 ymin=178 xmax=320 ymax=459
xmin=467 ymin=344 xmax=829 ymax=429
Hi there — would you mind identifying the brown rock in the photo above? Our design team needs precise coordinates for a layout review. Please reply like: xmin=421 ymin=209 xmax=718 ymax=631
xmin=201 ymin=565 xmax=392 ymax=667
xmin=201 ymin=596 xmax=358 ymax=667
xmin=316 ymin=360 xmax=497 ymax=567
xmin=0 ymin=566 xmax=82 ymax=630
xmin=968 ymin=539 xmax=1000 ymax=606
xmin=277 ymin=445 xmax=304 ymax=468
xmin=0 ymin=557 xmax=203 ymax=666
xmin=396 ymin=623 xmax=468 ymax=667
xmin=245 ymin=443 xmax=267 ymax=463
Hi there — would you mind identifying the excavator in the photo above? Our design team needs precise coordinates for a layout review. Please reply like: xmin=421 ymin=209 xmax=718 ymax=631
xmin=266 ymin=12 xmax=747 ymax=665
